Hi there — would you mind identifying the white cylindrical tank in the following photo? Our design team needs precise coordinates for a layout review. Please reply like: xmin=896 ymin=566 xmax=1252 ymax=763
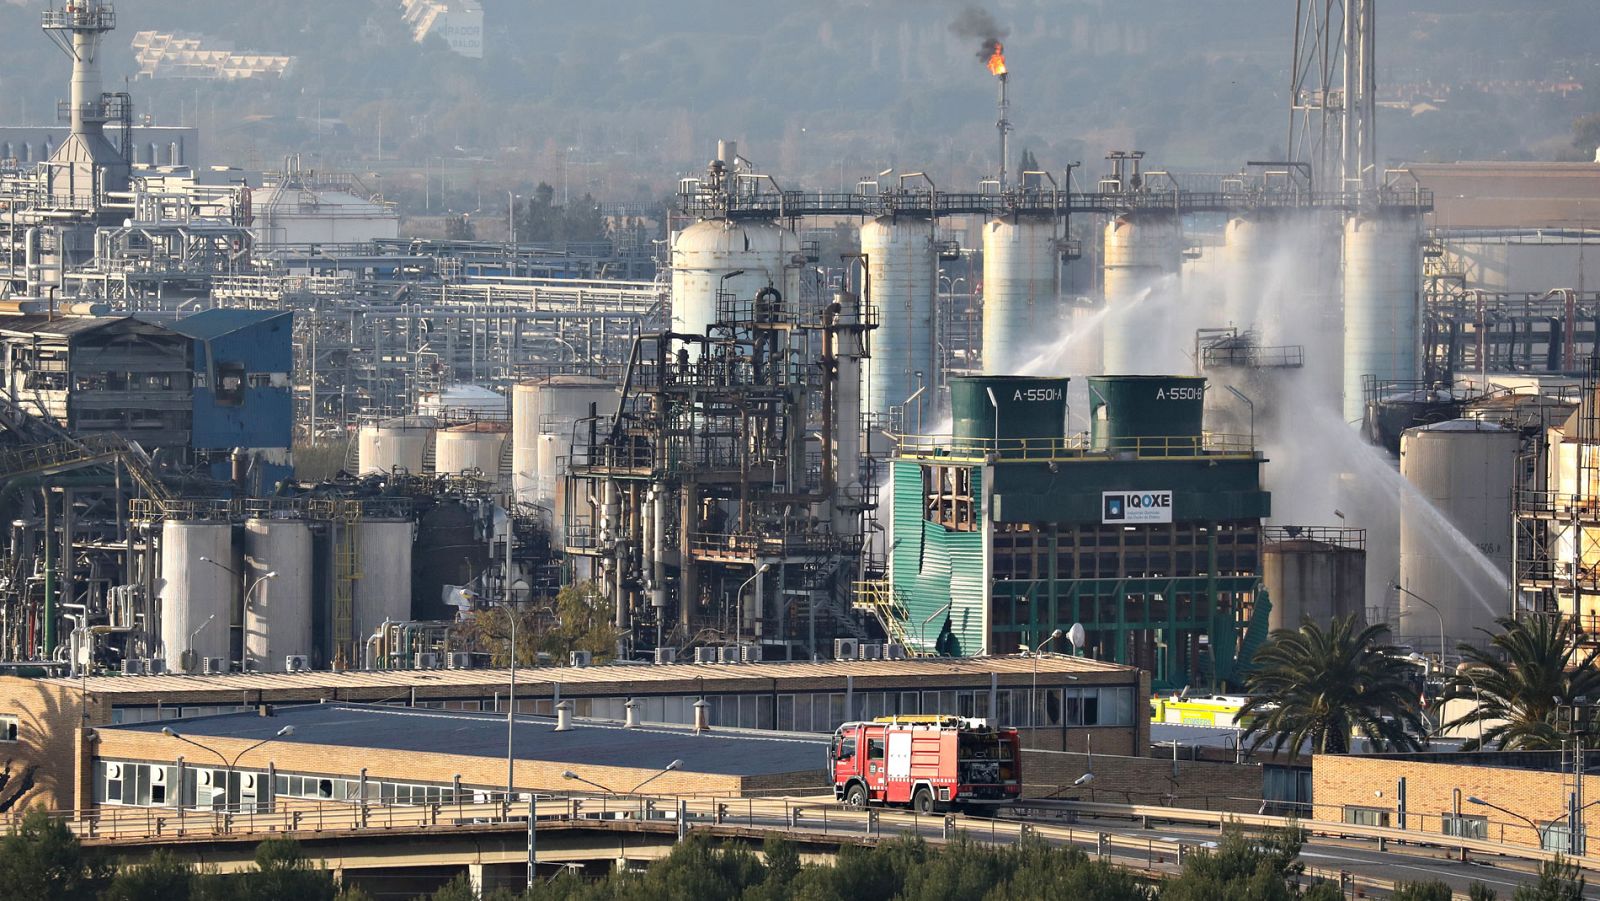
xmin=242 ymin=517 xmax=313 ymax=672
xmin=1398 ymin=419 xmax=1519 ymax=655
xmin=512 ymin=376 xmax=618 ymax=505
xmin=158 ymin=520 xmax=235 ymax=673
xmin=353 ymin=519 xmax=413 ymax=647
xmin=982 ymin=216 xmax=1061 ymax=374
xmin=859 ymin=216 xmax=937 ymax=430
xmin=1342 ymin=212 xmax=1422 ymax=424
xmin=357 ymin=416 xmax=435 ymax=475
xmin=670 ymin=219 xmax=801 ymax=355
xmin=435 ymin=422 xmax=508 ymax=478
xmin=1102 ymin=213 xmax=1182 ymax=374
xmin=250 ymin=183 xmax=400 ymax=249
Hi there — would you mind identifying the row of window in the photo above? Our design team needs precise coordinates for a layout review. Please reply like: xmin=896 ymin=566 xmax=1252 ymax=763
xmin=95 ymin=760 xmax=467 ymax=812
xmin=1342 ymin=807 xmax=1585 ymax=853
xmin=109 ymin=687 xmax=1135 ymax=734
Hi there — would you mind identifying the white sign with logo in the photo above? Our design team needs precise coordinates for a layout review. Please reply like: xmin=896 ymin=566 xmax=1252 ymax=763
xmin=1102 ymin=490 xmax=1173 ymax=524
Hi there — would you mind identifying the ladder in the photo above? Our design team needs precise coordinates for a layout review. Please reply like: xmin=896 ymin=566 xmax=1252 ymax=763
xmin=852 ymin=579 xmax=915 ymax=651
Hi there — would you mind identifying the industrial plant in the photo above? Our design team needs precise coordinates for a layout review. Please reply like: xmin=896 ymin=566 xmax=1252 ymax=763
xmin=0 ymin=0 xmax=1593 ymax=697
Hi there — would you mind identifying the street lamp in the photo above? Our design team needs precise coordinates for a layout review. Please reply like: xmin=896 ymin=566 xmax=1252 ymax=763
xmin=1467 ymin=796 xmax=1543 ymax=846
xmin=561 ymin=769 xmax=615 ymax=795
xmin=1224 ymin=385 xmax=1255 ymax=449
xmin=160 ymin=724 xmax=295 ymax=812
xmin=243 ymin=571 xmax=277 ymax=609
xmin=1028 ymin=629 xmax=1065 ymax=730
xmin=735 ymin=563 xmax=770 ymax=646
xmin=628 ymin=759 xmax=683 ymax=794
xmin=1393 ymin=584 xmax=1448 ymax=666
xmin=186 ymin=614 xmax=216 ymax=673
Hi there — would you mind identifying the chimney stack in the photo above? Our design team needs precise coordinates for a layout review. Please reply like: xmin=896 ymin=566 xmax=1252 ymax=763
xmin=555 ymin=700 xmax=573 ymax=732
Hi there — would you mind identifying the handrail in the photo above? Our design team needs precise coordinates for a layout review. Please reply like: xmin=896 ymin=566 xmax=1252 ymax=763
xmin=895 ymin=432 xmax=1256 ymax=463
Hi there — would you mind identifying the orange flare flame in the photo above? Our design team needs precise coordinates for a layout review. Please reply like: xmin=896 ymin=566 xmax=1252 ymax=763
xmin=987 ymin=42 xmax=1007 ymax=77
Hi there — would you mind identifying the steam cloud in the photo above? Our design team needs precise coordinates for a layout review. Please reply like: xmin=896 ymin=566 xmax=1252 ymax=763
xmin=950 ymin=7 xmax=1007 ymax=61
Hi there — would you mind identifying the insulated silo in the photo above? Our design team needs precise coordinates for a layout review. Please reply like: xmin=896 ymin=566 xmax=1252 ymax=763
xmin=434 ymin=422 xmax=508 ymax=479
xmin=1397 ymin=420 xmax=1519 ymax=654
xmin=512 ymin=376 xmax=619 ymax=506
xmin=353 ymin=519 xmax=413 ymax=647
xmin=242 ymin=517 xmax=313 ymax=672
xmin=1263 ymin=531 xmax=1367 ymax=631
xmin=357 ymin=416 xmax=435 ymax=475
xmin=1342 ymin=212 xmax=1422 ymax=424
xmin=982 ymin=215 xmax=1061 ymax=374
xmin=949 ymin=376 xmax=1068 ymax=449
xmin=1102 ymin=213 xmax=1182 ymax=374
xmin=670 ymin=219 xmax=800 ymax=355
xmin=859 ymin=216 xmax=937 ymax=430
xmin=1088 ymin=375 xmax=1205 ymax=455
xmin=158 ymin=520 xmax=235 ymax=673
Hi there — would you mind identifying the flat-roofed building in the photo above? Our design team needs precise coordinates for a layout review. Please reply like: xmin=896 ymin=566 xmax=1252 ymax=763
xmin=0 ymin=655 xmax=1147 ymax=810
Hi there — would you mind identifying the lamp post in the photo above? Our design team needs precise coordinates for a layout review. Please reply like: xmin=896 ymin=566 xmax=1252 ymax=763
xmin=1028 ymin=629 xmax=1064 ymax=730
xmin=1224 ymin=385 xmax=1255 ymax=449
xmin=496 ymin=598 xmax=517 ymax=802
xmin=563 ymin=760 xmax=683 ymax=796
xmin=1393 ymin=584 xmax=1448 ymax=666
xmin=735 ymin=563 xmax=770 ymax=647
xmin=160 ymin=724 xmax=295 ymax=812
xmin=1457 ymin=666 xmax=1487 ymax=747
xmin=1467 ymin=795 xmax=1543 ymax=847
xmin=243 ymin=571 xmax=277 ymax=610
xmin=186 ymin=614 xmax=215 ymax=673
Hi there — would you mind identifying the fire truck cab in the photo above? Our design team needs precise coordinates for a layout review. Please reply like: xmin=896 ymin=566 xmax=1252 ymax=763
xmin=830 ymin=715 xmax=1021 ymax=814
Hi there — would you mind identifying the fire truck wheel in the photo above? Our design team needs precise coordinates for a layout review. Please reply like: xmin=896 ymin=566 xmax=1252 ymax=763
xmin=912 ymin=787 xmax=934 ymax=815
xmin=844 ymin=783 xmax=867 ymax=809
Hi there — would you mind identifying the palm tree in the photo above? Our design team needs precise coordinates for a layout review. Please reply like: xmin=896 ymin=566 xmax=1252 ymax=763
xmin=1442 ymin=616 xmax=1600 ymax=751
xmin=1238 ymin=615 xmax=1427 ymax=759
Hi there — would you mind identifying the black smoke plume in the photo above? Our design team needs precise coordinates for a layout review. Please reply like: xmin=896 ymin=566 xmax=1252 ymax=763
xmin=949 ymin=7 xmax=1008 ymax=62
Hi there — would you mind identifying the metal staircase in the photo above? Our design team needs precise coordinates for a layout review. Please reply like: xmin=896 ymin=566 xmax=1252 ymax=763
xmin=852 ymin=579 xmax=915 ymax=650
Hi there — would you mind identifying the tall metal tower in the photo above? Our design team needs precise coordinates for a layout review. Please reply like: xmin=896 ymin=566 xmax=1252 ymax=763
xmin=41 ymin=1 xmax=129 ymax=205
xmin=1288 ymin=0 xmax=1377 ymax=193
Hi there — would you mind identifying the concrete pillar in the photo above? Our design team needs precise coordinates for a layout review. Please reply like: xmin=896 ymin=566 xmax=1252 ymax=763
xmin=467 ymin=863 xmax=485 ymax=894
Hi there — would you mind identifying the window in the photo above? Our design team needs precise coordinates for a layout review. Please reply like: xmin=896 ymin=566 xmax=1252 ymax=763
xmin=1541 ymin=823 xmax=1585 ymax=855
xmin=1442 ymin=814 xmax=1488 ymax=840
xmin=1342 ymin=806 xmax=1391 ymax=828
xmin=839 ymin=737 xmax=857 ymax=760
xmin=868 ymin=739 xmax=885 ymax=761
xmin=0 ymin=715 xmax=17 ymax=742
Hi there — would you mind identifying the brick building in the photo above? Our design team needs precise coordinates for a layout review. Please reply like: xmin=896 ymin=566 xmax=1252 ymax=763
xmin=0 ymin=655 xmax=1148 ymax=811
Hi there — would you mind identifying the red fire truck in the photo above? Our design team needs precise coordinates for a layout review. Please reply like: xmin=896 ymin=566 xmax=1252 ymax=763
xmin=830 ymin=715 xmax=1022 ymax=814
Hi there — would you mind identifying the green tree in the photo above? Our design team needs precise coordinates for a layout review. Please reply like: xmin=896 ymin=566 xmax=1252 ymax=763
xmin=536 ymin=582 xmax=622 ymax=661
xmin=1239 ymin=616 xmax=1426 ymax=758
xmin=0 ymin=809 xmax=106 ymax=901
xmin=1513 ymin=857 xmax=1586 ymax=901
xmin=445 ymin=213 xmax=476 ymax=241
xmin=234 ymin=838 xmax=336 ymax=901
xmin=100 ymin=850 xmax=222 ymax=901
xmin=1443 ymin=617 xmax=1600 ymax=750
xmin=1163 ymin=826 xmax=1331 ymax=901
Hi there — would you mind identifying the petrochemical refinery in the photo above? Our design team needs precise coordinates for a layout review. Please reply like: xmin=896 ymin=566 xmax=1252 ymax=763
xmin=0 ymin=0 xmax=1596 ymax=695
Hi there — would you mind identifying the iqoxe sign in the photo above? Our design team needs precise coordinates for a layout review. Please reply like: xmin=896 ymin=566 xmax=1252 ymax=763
xmin=1102 ymin=490 xmax=1173 ymax=524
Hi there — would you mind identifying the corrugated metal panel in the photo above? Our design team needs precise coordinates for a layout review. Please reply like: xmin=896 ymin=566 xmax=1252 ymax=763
xmin=887 ymin=462 xmax=985 ymax=655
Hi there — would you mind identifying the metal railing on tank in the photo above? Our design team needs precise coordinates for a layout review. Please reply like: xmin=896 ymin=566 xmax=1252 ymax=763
xmin=894 ymin=432 xmax=1255 ymax=463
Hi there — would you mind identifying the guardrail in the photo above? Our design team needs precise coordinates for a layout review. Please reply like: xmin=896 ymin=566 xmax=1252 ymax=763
xmin=6 ymin=794 xmax=1563 ymax=897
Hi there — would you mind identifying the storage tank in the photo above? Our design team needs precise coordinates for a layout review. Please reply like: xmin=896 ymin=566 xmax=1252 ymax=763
xmin=242 ymin=517 xmax=313 ymax=672
xmin=859 ymin=216 xmax=937 ymax=430
xmin=1088 ymin=375 xmax=1206 ymax=455
xmin=1102 ymin=213 xmax=1183 ymax=374
xmin=353 ymin=519 xmax=414 ymax=647
xmin=357 ymin=416 xmax=435 ymax=475
xmin=1263 ymin=529 xmax=1368 ymax=631
xmin=670 ymin=219 xmax=800 ymax=355
xmin=1398 ymin=419 xmax=1519 ymax=654
xmin=1342 ymin=212 xmax=1422 ymax=424
xmin=982 ymin=215 xmax=1061 ymax=374
xmin=949 ymin=376 xmax=1068 ymax=449
xmin=512 ymin=376 xmax=618 ymax=505
xmin=158 ymin=520 xmax=235 ymax=673
xmin=411 ymin=502 xmax=487 ymax=622
xmin=435 ymin=422 xmax=508 ymax=478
